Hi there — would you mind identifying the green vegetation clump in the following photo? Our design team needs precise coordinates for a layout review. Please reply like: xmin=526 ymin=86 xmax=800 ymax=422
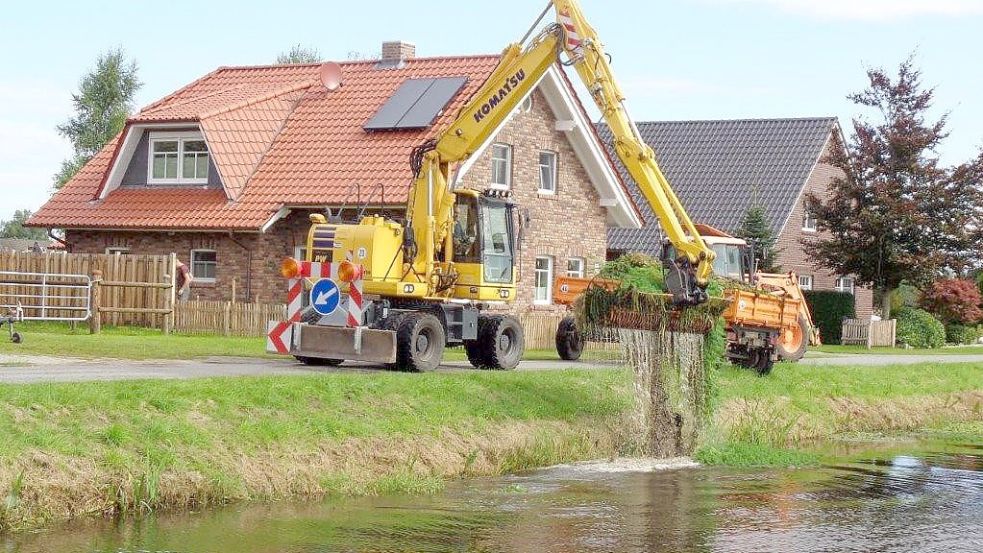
xmin=803 ymin=290 xmax=856 ymax=344
xmin=944 ymin=323 xmax=982 ymax=345
xmin=896 ymin=307 xmax=945 ymax=349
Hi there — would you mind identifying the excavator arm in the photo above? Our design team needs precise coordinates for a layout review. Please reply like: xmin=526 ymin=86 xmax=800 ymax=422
xmin=406 ymin=0 xmax=714 ymax=304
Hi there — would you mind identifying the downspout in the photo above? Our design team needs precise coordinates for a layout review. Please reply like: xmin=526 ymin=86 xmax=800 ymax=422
xmin=227 ymin=232 xmax=252 ymax=302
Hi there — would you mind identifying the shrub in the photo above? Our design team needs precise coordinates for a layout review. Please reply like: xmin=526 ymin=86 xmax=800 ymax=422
xmin=895 ymin=307 xmax=945 ymax=349
xmin=945 ymin=323 xmax=982 ymax=345
xmin=918 ymin=278 xmax=983 ymax=325
xmin=803 ymin=290 xmax=856 ymax=344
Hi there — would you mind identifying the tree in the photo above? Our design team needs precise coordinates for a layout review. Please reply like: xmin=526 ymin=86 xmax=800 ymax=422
xmin=55 ymin=48 xmax=141 ymax=188
xmin=0 ymin=210 xmax=48 ymax=240
xmin=803 ymin=55 xmax=983 ymax=320
xmin=919 ymin=279 xmax=983 ymax=325
xmin=735 ymin=204 xmax=780 ymax=272
xmin=276 ymin=45 xmax=322 ymax=64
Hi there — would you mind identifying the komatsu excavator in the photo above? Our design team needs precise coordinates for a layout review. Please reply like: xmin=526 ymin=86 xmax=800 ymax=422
xmin=273 ymin=0 xmax=716 ymax=371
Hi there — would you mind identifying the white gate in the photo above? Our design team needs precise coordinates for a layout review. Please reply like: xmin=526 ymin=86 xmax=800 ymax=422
xmin=0 ymin=270 xmax=92 ymax=321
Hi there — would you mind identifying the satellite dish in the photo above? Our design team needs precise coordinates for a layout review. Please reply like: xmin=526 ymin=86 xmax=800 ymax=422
xmin=319 ymin=62 xmax=344 ymax=92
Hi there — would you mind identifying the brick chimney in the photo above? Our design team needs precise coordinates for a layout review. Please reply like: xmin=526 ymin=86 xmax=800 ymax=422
xmin=381 ymin=41 xmax=416 ymax=63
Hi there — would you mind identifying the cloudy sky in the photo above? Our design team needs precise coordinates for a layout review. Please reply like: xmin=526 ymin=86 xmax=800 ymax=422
xmin=1 ymin=0 xmax=980 ymax=222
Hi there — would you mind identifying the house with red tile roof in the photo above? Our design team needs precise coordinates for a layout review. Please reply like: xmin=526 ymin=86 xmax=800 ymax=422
xmin=29 ymin=43 xmax=641 ymax=310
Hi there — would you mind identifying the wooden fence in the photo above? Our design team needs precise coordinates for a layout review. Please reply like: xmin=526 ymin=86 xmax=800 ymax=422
xmin=0 ymin=250 xmax=175 ymax=328
xmin=841 ymin=318 xmax=897 ymax=348
xmin=174 ymin=301 xmax=286 ymax=336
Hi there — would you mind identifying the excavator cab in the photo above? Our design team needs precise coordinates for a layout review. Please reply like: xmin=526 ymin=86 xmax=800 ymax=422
xmin=450 ymin=189 xmax=518 ymax=300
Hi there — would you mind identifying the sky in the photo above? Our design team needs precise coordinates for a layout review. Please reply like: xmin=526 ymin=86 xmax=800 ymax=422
xmin=1 ymin=0 xmax=981 ymax=223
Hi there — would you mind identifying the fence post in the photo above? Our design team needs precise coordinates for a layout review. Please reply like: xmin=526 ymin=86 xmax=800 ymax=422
xmin=223 ymin=301 xmax=232 ymax=336
xmin=163 ymin=253 xmax=176 ymax=335
xmin=89 ymin=270 xmax=102 ymax=334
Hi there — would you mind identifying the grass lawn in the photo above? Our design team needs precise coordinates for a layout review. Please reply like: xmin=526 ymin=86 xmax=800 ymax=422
xmin=700 ymin=360 xmax=983 ymax=466
xmin=817 ymin=344 xmax=983 ymax=355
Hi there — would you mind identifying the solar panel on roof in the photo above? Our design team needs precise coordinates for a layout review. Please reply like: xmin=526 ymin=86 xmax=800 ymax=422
xmin=363 ymin=76 xmax=468 ymax=131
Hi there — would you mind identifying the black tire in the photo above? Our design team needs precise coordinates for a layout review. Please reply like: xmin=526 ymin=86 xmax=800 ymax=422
xmin=776 ymin=314 xmax=810 ymax=362
xmin=294 ymin=356 xmax=343 ymax=366
xmin=746 ymin=348 xmax=761 ymax=369
xmin=755 ymin=350 xmax=775 ymax=376
xmin=555 ymin=316 xmax=583 ymax=361
xmin=395 ymin=312 xmax=445 ymax=372
xmin=476 ymin=314 xmax=524 ymax=370
xmin=464 ymin=338 xmax=486 ymax=368
xmin=10 ymin=332 xmax=21 ymax=344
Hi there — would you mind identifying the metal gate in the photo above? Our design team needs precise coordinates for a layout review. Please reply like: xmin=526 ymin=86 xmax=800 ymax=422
xmin=0 ymin=270 xmax=92 ymax=321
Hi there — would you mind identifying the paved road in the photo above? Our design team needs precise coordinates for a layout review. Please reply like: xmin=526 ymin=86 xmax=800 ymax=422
xmin=0 ymin=352 xmax=980 ymax=384
xmin=0 ymin=354 xmax=616 ymax=384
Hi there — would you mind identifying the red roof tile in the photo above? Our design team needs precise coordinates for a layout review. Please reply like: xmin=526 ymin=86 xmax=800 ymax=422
xmin=31 ymin=56 xmax=501 ymax=230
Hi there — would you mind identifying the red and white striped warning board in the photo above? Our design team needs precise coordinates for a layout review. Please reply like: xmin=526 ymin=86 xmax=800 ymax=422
xmin=266 ymin=259 xmax=364 ymax=354
xmin=558 ymin=10 xmax=582 ymax=52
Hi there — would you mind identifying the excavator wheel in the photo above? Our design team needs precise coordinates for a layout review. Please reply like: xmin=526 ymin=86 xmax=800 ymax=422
xmin=776 ymin=314 xmax=810 ymax=362
xmin=555 ymin=316 xmax=583 ymax=361
xmin=394 ymin=312 xmax=445 ymax=372
xmin=466 ymin=314 xmax=524 ymax=370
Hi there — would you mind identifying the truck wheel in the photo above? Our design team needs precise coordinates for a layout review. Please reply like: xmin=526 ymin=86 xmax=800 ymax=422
xmin=555 ymin=316 xmax=583 ymax=361
xmin=294 ymin=356 xmax=343 ymax=366
xmin=395 ymin=312 xmax=445 ymax=372
xmin=776 ymin=314 xmax=809 ymax=362
xmin=10 ymin=332 xmax=22 ymax=344
xmin=475 ymin=314 xmax=524 ymax=370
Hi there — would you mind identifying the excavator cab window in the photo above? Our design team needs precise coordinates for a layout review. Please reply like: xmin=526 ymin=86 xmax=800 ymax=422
xmin=453 ymin=197 xmax=481 ymax=263
xmin=710 ymin=244 xmax=745 ymax=280
xmin=479 ymin=197 xmax=515 ymax=284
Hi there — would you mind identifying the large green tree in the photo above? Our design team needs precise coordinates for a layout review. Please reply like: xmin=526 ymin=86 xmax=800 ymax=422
xmin=0 ymin=210 xmax=48 ymax=240
xmin=276 ymin=45 xmax=322 ymax=64
xmin=735 ymin=204 xmax=780 ymax=273
xmin=804 ymin=56 xmax=982 ymax=320
xmin=54 ymin=48 xmax=141 ymax=188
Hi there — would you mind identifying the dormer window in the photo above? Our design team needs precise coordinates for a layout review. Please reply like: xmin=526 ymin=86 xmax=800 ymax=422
xmin=148 ymin=131 xmax=209 ymax=184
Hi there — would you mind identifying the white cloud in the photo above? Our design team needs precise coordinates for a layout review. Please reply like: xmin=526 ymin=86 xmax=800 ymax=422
xmin=708 ymin=0 xmax=983 ymax=20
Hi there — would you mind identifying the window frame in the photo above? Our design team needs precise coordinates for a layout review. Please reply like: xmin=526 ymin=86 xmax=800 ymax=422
xmin=190 ymin=249 xmax=218 ymax=283
xmin=566 ymin=257 xmax=584 ymax=278
xmin=489 ymin=143 xmax=512 ymax=190
xmin=105 ymin=247 xmax=129 ymax=256
xmin=533 ymin=256 xmax=553 ymax=305
xmin=537 ymin=150 xmax=558 ymax=195
xmin=798 ymin=274 xmax=813 ymax=291
xmin=802 ymin=208 xmax=818 ymax=232
xmin=147 ymin=131 xmax=210 ymax=185
xmin=835 ymin=276 xmax=855 ymax=295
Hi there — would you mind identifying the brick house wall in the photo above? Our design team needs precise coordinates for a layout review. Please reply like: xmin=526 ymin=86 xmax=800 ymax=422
xmin=458 ymin=89 xmax=609 ymax=314
xmin=66 ymin=90 xmax=612 ymax=313
xmin=775 ymin=138 xmax=874 ymax=319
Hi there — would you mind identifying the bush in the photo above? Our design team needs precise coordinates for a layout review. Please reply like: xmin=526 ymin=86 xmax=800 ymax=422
xmin=918 ymin=278 xmax=983 ymax=325
xmin=803 ymin=290 xmax=856 ymax=344
xmin=945 ymin=323 xmax=982 ymax=345
xmin=896 ymin=307 xmax=946 ymax=349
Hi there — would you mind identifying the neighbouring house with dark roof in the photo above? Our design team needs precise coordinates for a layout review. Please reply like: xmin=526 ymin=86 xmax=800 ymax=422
xmin=599 ymin=118 xmax=874 ymax=319
xmin=29 ymin=42 xmax=641 ymax=312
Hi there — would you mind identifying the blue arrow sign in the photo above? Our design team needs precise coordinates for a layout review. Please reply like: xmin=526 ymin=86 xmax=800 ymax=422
xmin=310 ymin=278 xmax=341 ymax=315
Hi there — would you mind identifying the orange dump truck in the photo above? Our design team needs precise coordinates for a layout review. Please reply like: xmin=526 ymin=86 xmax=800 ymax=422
xmin=553 ymin=228 xmax=818 ymax=375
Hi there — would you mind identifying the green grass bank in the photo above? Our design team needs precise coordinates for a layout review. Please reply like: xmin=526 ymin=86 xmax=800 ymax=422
xmin=697 ymin=361 xmax=983 ymax=466
xmin=0 ymin=369 xmax=635 ymax=532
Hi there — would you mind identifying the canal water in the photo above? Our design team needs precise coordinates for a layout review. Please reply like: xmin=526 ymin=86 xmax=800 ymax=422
xmin=4 ymin=441 xmax=981 ymax=552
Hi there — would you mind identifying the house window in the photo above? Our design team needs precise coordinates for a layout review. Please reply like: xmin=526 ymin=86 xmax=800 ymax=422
xmin=836 ymin=276 xmax=855 ymax=295
xmin=567 ymin=257 xmax=584 ymax=278
xmin=534 ymin=256 xmax=553 ymax=304
xmin=520 ymin=95 xmax=533 ymax=113
xmin=802 ymin=208 xmax=818 ymax=232
xmin=190 ymin=249 xmax=217 ymax=282
xmin=538 ymin=150 xmax=557 ymax=194
xmin=105 ymin=247 xmax=129 ymax=255
xmin=490 ymin=143 xmax=512 ymax=189
xmin=148 ymin=132 xmax=209 ymax=184
xmin=798 ymin=274 xmax=813 ymax=291
xmin=293 ymin=245 xmax=308 ymax=261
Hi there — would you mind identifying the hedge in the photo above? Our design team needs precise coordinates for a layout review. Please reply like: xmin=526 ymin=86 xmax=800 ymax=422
xmin=803 ymin=290 xmax=856 ymax=344
xmin=896 ymin=307 xmax=946 ymax=349
xmin=945 ymin=323 xmax=982 ymax=345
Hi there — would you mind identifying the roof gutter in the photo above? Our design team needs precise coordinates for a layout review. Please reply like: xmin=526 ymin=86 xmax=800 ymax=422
xmin=260 ymin=207 xmax=291 ymax=233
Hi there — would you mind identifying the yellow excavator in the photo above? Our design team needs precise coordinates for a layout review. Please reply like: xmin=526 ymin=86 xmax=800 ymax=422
xmin=274 ymin=0 xmax=716 ymax=371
